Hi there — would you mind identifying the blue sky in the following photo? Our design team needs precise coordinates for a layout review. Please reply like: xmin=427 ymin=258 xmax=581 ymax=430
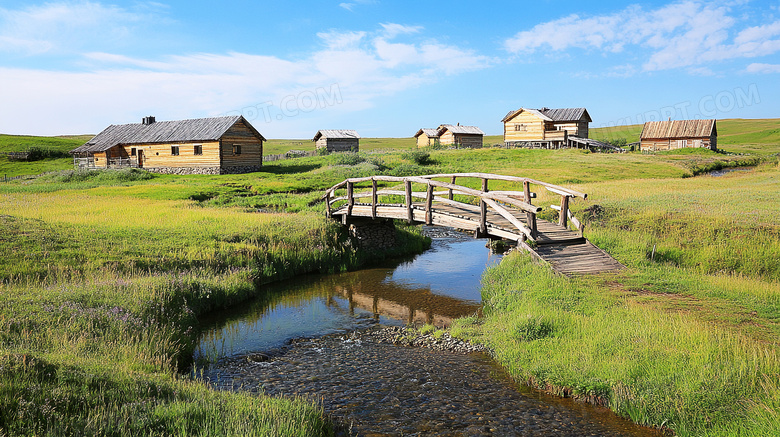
xmin=0 ymin=0 xmax=778 ymax=138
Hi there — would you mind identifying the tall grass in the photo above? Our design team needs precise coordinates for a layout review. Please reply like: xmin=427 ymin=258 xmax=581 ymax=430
xmin=454 ymin=254 xmax=780 ymax=436
xmin=0 ymin=188 xmax=427 ymax=435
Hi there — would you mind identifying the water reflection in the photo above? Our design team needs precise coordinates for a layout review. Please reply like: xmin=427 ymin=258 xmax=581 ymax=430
xmin=195 ymin=237 xmax=499 ymax=362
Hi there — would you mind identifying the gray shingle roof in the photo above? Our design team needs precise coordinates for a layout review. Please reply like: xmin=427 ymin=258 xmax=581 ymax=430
xmin=437 ymin=124 xmax=485 ymax=135
xmin=414 ymin=128 xmax=440 ymax=138
xmin=312 ymin=130 xmax=360 ymax=141
xmin=502 ymin=107 xmax=591 ymax=123
xmin=71 ymin=115 xmax=264 ymax=154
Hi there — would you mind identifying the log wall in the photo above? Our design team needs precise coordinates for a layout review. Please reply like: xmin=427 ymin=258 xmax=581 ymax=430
xmin=121 ymin=141 xmax=221 ymax=168
xmin=503 ymin=111 xmax=546 ymax=142
xmin=640 ymin=136 xmax=715 ymax=152
xmin=221 ymin=121 xmax=263 ymax=168
xmin=317 ymin=138 xmax=359 ymax=152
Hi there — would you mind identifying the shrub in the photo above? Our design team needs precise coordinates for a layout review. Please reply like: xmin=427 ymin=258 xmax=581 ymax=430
xmin=402 ymin=150 xmax=433 ymax=165
xmin=332 ymin=152 xmax=365 ymax=166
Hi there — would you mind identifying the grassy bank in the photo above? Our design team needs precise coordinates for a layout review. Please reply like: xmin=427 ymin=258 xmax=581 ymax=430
xmin=453 ymin=163 xmax=780 ymax=436
xmin=0 ymin=182 xmax=428 ymax=435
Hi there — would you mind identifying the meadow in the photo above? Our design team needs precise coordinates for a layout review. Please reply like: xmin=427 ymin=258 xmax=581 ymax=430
xmin=2 ymin=119 xmax=779 ymax=435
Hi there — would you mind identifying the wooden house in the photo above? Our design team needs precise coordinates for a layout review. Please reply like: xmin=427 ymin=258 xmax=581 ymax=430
xmin=640 ymin=119 xmax=717 ymax=152
xmin=414 ymin=128 xmax=440 ymax=148
xmin=437 ymin=124 xmax=484 ymax=148
xmin=502 ymin=107 xmax=591 ymax=148
xmin=70 ymin=115 xmax=265 ymax=174
xmin=313 ymin=130 xmax=360 ymax=152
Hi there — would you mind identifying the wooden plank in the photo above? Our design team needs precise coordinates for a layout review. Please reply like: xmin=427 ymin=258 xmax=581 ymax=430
xmin=371 ymin=179 xmax=377 ymax=219
xmin=405 ymin=180 xmax=413 ymax=223
xmin=425 ymin=183 xmax=434 ymax=225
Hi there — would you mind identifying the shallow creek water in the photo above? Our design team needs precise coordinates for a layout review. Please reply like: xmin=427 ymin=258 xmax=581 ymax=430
xmin=193 ymin=230 xmax=661 ymax=436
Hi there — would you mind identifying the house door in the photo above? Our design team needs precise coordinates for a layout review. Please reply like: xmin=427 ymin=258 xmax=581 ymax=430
xmin=137 ymin=150 xmax=144 ymax=168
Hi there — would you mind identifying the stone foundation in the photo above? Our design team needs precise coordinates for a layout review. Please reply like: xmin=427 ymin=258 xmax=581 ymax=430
xmin=144 ymin=165 xmax=262 ymax=175
xmin=348 ymin=219 xmax=397 ymax=250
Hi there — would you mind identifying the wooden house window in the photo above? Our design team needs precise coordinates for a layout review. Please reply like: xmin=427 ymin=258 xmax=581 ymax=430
xmin=171 ymin=146 xmax=180 ymax=156
xmin=515 ymin=124 xmax=527 ymax=132
xmin=233 ymin=144 xmax=241 ymax=155
xmin=130 ymin=148 xmax=137 ymax=156
xmin=194 ymin=145 xmax=202 ymax=155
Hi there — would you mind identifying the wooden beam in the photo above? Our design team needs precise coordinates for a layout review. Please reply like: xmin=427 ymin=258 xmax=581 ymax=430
xmin=405 ymin=180 xmax=413 ymax=223
xmin=559 ymin=195 xmax=570 ymax=228
xmin=449 ymin=175 xmax=456 ymax=200
xmin=479 ymin=178 xmax=488 ymax=236
xmin=347 ymin=181 xmax=354 ymax=216
xmin=425 ymin=183 xmax=434 ymax=225
xmin=483 ymin=198 xmax=533 ymax=240
xmin=371 ymin=179 xmax=378 ymax=219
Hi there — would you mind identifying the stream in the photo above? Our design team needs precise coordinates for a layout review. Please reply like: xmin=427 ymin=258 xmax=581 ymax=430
xmin=193 ymin=229 xmax=661 ymax=436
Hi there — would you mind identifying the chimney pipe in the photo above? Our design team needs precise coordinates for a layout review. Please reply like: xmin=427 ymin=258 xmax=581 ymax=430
xmin=142 ymin=116 xmax=156 ymax=125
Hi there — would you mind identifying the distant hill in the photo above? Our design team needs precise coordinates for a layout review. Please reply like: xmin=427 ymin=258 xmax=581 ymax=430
xmin=0 ymin=134 xmax=91 ymax=154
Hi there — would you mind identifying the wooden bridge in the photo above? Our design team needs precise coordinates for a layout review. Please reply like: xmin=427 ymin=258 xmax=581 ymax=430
xmin=324 ymin=173 xmax=623 ymax=275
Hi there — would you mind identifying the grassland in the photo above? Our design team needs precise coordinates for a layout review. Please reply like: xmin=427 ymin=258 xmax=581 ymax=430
xmin=2 ymin=118 xmax=780 ymax=436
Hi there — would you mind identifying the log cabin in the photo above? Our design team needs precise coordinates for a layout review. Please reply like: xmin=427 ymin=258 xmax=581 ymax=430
xmin=640 ymin=119 xmax=717 ymax=152
xmin=70 ymin=115 xmax=265 ymax=174
xmin=413 ymin=128 xmax=441 ymax=148
xmin=437 ymin=124 xmax=484 ymax=148
xmin=313 ymin=130 xmax=360 ymax=152
xmin=502 ymin=107 xmax=592 ymax=148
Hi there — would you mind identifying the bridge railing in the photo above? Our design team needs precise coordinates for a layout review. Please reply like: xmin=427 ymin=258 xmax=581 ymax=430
xmin=324 ymin=173 xmax=587 ymax=242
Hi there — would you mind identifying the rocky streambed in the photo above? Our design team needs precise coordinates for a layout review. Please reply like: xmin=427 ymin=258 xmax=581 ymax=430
xmin=200 ymin=326 xmax=660 ymax=436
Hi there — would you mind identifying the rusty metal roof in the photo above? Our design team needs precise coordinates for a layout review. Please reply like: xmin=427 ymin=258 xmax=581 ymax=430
xmin=71 ymin=115 xmax=264 ymax=154
xmin=640 ymin=120 xmax=717 ymax=139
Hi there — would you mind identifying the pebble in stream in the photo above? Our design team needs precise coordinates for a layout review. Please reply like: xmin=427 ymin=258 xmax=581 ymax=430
xmin=200 ymin=327 xmax=662 ymax=437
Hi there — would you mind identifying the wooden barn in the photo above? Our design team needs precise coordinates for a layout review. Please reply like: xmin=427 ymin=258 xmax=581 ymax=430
xmin=70 ymin=115 xmax=265 ymax=175
xmin=414 ymin=128 xmax=441 ymax=148
xmin=640 ymin=119 xmax=717 ymax=152
xmin=502 ymin=107 xmax=591 ymax=148
xmin=437 ymin=124 xmax=485 ymax=148
xmin=313 ymin=130 xmax=360 ymax=152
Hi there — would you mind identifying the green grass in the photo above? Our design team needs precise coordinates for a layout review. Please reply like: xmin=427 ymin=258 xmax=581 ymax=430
xmin=2 ymin=118 xmax=779 ymax=435
xmin=452 ymin=163 xmax=780 ymax=436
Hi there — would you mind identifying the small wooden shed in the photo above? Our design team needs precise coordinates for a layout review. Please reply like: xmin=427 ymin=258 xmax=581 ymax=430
xmin=70 ymin=115 xmax=265 ymax=175
xmin=413 ymin=128 xmax=440 ymax=148
xmin=640 ymin=120 xmax=717 ymax=152
xmin=437 ymin=124 xmax=484 ymax=148
xmin=502 ymin=107 xmax=591 ymax=148
xmin=313 ymin=130 xmax=360 ymax=152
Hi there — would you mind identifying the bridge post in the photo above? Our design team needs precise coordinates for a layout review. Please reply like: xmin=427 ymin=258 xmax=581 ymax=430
xmin=479 ymin=178 xmax=488 ymax=236
xmin=524 ymin=180 xmax=538 ymax=239
xmin=325 ymin=190 xmax=332 ymax=218
xmin=425 ymin=183 xmax=434 ymax=225
xmin=371 ymin=179 xmax=378 ymax=219
xmin=559 ymin=195 xmax=570 ymax=228
xmin=405 ymin=180 xmax=413 ymax=223
xmin=449 ymin=175 xmax=456 ymax=200
xmin=347 ymin=181 xmax=354 ymax=216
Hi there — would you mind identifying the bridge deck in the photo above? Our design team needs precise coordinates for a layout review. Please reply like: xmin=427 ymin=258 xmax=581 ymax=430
xmin=333 ymin=202 xmax=623 ymax=275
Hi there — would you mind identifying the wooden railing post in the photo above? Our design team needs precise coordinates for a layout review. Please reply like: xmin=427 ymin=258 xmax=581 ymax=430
xmin=371 ymin=179 xmax=378 ymax=219
xmin=524 ymin=180 xmax=537 ymax=239
xmin=405 ymin=179 xmax=413 ymax=223
xmin=347 ymin=181 xmax=354 ymax=216
xmin=325 ymin=190 xmax=332 ymax=218
xmin=425 ymin=182 xmax=434 ymax=225
xmin=559 ymin=195 xmax=570 ymax=228
xmin=449 ymin=176 xmax=456 ymax=200
xmin=479 ymin=178 xmax=488 ymax=236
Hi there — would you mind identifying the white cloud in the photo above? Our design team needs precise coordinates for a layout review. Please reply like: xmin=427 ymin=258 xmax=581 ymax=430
xmin=0 ymin=23 xmax=491 ymax=136
xmin=339 ymin=0 xmax=377 ymax=12
xmin=380 ymin=23 xmax=423 ymax=39
xmin=504 ymin=1 xmax=780 ymax=74
xmin=745 ymin=63 xmax=780 ymax=74
xmin=0 ymin=1 xmax=160 ymax=55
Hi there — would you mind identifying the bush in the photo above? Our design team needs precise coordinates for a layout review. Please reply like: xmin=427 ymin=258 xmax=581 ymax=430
xmin=331 ymin=152 xmax=365 ymax=166
xmin=401 ymin=150 xmax=433 ymax=165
